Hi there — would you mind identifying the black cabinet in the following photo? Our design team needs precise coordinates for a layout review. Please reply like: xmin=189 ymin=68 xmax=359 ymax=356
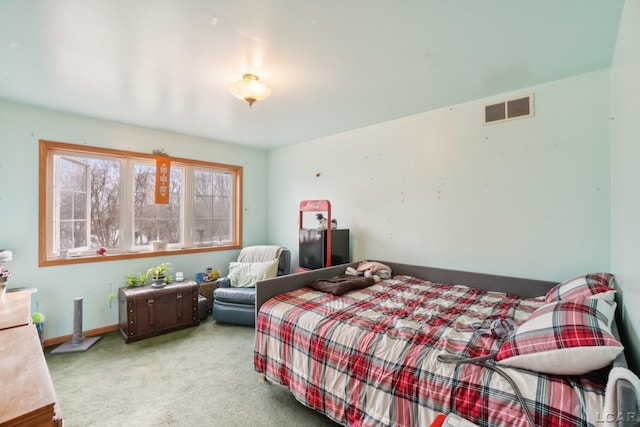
xmin=299 ymin=229 xmax=350 ymax=270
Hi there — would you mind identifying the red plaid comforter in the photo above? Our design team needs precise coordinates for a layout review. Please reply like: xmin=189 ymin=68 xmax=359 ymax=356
xmin=254 ymin=275 xmax=608 ymax=427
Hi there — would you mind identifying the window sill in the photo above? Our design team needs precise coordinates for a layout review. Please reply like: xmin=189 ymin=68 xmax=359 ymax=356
xmin=39 ymin=244 xmax=241 ymax=267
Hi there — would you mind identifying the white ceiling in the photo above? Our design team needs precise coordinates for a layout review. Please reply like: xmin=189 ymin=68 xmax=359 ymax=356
xmin=0 ymin=1 xmax=625 ymax=150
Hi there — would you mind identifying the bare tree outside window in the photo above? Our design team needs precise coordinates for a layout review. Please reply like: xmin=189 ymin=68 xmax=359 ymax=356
xmin=194 ymin=170 xmax=233 ymax=245
xmin=57 ymin=156 xmax=120 ymax=251
xmin=40 ymin=140 xmax=242 ymax=266
xmin=134 ymin=163 xmax=182 ymax=246
xmin=90 ymin=158 xmax=120 ymax=248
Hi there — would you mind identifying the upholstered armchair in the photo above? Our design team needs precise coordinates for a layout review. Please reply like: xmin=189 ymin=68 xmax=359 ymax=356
xmin=212 ymin=245 xmax=291 ymax=326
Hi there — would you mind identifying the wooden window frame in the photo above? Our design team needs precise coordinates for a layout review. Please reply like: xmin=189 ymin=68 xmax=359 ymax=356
xmin=38 ymin=140 xmax=243 ymax=267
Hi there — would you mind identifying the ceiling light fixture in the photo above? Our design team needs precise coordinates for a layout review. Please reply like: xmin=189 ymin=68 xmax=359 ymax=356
xmin=230 ymin=74 xmax=271 ymax=108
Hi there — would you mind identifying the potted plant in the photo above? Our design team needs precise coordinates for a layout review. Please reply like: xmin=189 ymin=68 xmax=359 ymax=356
xmin=124 ymin=272 xmax=148 ymax=288
xmin=147 ymin=262 xmax=173 ymax=287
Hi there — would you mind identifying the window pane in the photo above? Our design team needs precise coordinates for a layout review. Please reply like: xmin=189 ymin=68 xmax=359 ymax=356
xmin=212 ymin=219 xmax=231 ymax=242
xmin=214 ymin=174 xmax=231 ymax=196
xmin=56 ymin=155 xmax=120 ymax=251
xmin=158 ymin=220 xmax=181 ymax=243
xmin=73 ymin=191 xmax=86 ymax=220
xmin=59 ymin=221 xmax=74 ymax=250
xmin=74 ymin=221 xmax=87 ymax=247
xmin=192 ymin=169 xmax=233 ymax=245
xmin=158 ymin=196 xmax=180 ymax=218
xmin=133 ymin=162 xmax=182 ymax=246
xmin=58 ymin=157 xmax=87 ymax=233
xmin=213 ymin=196 xmax=231 ymax=218
xmin=193 ymin=169 xmax=233 ymax=246
xmin=194 ymin=195 xmax=213 ymax=218
xmin=60 ymin=191 xmax=73 ymax=220
xmin=169 ymin=169 xmax=182 ymax=200
xmin=134 ymin=220 xmax=156 ymax=244
xmin=59 ymin=219 xmax=88 ymax=249
xmin=194 ymin=170 xmax=213 ymax=196
xmin=59 ymin=157 xmax=87 ymax=191
xmin=194 ymin=219 xmax=211 ymax=244
xmin=89 ymin=158 xmax=120 ymax=248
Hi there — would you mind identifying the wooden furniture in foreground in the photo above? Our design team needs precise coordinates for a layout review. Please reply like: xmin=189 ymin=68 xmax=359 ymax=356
xmin=118 ymin=280 xmax=200 ymax=343
xmin=0 ymin=289 xmax=31 ymax=330
xmin=0 ymin=290 xmax=62 ymax=426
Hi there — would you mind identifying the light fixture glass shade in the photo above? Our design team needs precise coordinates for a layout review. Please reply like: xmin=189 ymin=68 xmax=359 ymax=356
xmin=230 ymin=74 xmax=271 ymax=107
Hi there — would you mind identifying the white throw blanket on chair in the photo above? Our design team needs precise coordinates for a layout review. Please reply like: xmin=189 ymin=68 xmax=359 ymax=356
xmin=603 ymin=366 xmax=640 ymax=427
xmin=238 ymin=245 xmax=284 ymax=263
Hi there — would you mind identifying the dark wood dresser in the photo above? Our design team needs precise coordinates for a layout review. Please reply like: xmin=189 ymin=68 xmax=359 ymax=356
xmin=118 ymin=280 xmax=200 ymax=343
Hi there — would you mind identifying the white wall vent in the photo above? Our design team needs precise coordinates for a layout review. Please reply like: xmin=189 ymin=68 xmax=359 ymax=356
xmin=483 ymin=94 xmax=534 ymax=124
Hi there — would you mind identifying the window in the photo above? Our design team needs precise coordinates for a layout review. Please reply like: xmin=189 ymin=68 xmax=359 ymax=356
xmin=39 ymin=140 xmax=243 ymax=266
xmin=132 ymin=162 xmax=182 ymax=247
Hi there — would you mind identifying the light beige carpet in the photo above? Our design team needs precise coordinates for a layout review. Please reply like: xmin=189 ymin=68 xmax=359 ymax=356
xmin=45 ymin=317 xmax=341 ymax=427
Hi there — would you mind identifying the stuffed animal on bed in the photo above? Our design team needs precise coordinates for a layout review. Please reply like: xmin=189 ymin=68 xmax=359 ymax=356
xmin=345 ymin=261 xmax=392 ymax=282
xmin=316 ymin=213 xmax=337 ymax=230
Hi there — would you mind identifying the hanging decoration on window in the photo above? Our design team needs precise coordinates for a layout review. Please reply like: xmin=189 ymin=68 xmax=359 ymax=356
xmin=155 ymin=153 xmax=170 ymax=205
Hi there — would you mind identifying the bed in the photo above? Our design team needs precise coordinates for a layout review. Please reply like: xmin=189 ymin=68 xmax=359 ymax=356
xmin=254 ymin=261 xmax=638 ymax=427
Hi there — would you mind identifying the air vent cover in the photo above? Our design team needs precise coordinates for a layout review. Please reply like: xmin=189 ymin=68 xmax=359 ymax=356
xmin=484 ymin=94 xmax=534 ymax=124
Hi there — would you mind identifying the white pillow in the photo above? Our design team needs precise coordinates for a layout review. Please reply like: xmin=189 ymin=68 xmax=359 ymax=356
xmin=496 ymin=298 xmax=623 ymax=375
xmin=228 ymin=259 xmax=278 ymax=288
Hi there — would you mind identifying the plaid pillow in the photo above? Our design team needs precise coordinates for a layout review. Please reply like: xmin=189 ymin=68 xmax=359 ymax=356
xmin=496 ymin=298 xmax=623 ymax=375
xmin=544 ymin=272 xmax=615 ymax=303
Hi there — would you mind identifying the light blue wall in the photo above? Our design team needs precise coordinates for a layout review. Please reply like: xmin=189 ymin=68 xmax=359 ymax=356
xmin=0 ymin=100 xmax=268 ymax=339
xmin=611 ymin=0 xmax=640 ymax=372
xmin=0 ymin=37 xmax=632 ymax=369
xmin=268 ymin=70 xmax=611 ymax=282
